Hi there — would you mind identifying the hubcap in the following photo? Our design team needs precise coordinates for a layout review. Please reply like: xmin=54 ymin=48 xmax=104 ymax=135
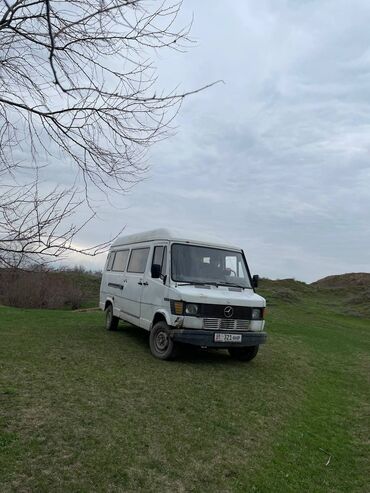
xmin=155 ymin=330 xmax=169 ymax=352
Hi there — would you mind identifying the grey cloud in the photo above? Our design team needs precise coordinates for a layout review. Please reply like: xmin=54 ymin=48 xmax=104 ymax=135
xmin=54 ymin=0 xmax=370 ymax=282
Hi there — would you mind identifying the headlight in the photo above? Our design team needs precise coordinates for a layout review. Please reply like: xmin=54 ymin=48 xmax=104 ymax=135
xmin=185 ymin=303 xmax=198 ymax=316
xmin=251 ymin=308 xmax=263 ymax=320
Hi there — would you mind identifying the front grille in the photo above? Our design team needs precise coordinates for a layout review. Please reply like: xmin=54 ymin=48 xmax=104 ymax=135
xmin=200 ymin=304 xmax=254 ymax=319
xmin=203 ymin=318 xmax=251 ymax=330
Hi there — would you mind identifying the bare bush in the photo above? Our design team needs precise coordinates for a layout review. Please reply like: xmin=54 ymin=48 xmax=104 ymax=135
xmin=0 ymin=268 xmax=85 ymax=309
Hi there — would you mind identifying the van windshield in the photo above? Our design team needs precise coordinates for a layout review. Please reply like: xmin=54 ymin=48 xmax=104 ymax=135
xmin=171 ymin=244 xmax=252 ymax=289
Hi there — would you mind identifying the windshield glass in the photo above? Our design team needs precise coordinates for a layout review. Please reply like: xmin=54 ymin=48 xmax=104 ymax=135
xmin=171 ymin=244 xmax=252 ymax=288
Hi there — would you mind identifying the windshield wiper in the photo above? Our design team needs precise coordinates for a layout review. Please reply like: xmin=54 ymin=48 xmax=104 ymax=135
xmin=176 ymin=281 xmax=250 ymax=289
xmin=214 ymin=281 xmax=250 ymax=289
xmin=176 ymin=281 xmax=219 ymax=287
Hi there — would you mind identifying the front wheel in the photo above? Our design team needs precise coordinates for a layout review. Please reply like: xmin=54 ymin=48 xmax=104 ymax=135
xmin=105 ymin=304 xmax=119 ymax=331
xmin=149 ymin=321 xmax=178 ymax=360
xmin=228 ymin=345 xmax=259 ymax=362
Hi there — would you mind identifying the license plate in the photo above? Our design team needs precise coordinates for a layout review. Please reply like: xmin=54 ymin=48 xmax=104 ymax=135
xmin=214 ymin=333 xmax=242 ymax=343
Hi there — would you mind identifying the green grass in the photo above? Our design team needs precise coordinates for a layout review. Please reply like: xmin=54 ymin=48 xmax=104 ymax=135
xmin=0 ymin=286 xmax=369 ymax=492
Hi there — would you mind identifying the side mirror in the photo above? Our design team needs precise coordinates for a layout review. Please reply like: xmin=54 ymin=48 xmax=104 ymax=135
xmin=252 ymin=274 xmax=259 ymax=288
xmin=151 ymin=263 xmax=161 ymax=279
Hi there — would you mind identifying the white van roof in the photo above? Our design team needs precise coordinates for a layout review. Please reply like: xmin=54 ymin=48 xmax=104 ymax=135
xmin=111 ymin=228 xmax=241 ymax=251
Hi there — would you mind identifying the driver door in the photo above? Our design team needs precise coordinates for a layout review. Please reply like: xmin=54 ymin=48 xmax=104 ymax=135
xmin=140 ymin=243 xmax=169 ymax=330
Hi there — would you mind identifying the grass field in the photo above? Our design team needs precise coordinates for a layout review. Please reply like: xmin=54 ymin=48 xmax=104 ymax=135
xmin=0 ymin=280 xmax=369 ymax=492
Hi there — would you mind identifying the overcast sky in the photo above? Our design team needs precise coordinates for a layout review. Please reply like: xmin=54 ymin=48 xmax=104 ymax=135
xmin=67 ymin=0 xmax=370 ymax=282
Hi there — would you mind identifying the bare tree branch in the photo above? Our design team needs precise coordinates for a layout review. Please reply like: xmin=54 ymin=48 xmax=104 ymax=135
xmin=0 ymin=0 xmax=218 ymax=266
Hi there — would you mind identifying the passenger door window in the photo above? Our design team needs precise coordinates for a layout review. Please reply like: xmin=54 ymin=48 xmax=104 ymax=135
xmin=127 ymin=248 xmax=150 ymax=273
xmin=112 ymin=250 xmax=129 ymax=272
xmin=106 ymin=252 xmax=115 ymax=271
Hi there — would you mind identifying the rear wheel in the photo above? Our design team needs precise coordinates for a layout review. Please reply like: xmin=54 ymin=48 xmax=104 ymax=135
xmin=149 ymin=321 xmax=178 ymax=360
xmin=105 ymin=304 xmax=119 ymax=331
xmin=228 ymin=345 xmax=259 ymax=362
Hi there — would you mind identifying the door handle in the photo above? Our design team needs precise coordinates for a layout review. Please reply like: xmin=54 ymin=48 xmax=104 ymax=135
xmin=143 ymin=281 xmax=148 ymax=286
xmin=138 ymin=281 xmax=143 ymax=285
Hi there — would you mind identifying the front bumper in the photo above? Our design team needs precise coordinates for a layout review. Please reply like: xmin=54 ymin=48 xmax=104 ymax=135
xmin=169 ymin=329 xmax=267 ymax=348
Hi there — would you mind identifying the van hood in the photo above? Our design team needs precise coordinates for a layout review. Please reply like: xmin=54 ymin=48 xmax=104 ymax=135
xmin=171 ymin=284 xmax=266 ymax=307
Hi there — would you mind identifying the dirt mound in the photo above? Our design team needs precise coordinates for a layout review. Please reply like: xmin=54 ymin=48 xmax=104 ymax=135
xmin=312 ymin=272 xmax=370 ymax=289
xmin=257 ymin=278 xmax=313 ymax=305
xmin=311 ymin=272 xmax=370 ymax=318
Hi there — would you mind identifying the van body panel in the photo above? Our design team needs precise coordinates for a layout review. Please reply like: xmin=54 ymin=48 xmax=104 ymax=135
xmin=122 ymin=271 xmax=143 ymax=320
xmin=150 ymin=309 xmax=172 ymax=328
xmin=171 ymin=285 xmax=265 ymax=306
xmin=140 ymin=279 xmax=170 ymax=330
xmin=111 ymin=228 xmax=241 ymax=251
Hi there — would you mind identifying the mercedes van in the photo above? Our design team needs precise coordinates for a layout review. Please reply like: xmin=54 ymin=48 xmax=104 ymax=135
xmin=99 ymin=229 xmax=267 ymax=361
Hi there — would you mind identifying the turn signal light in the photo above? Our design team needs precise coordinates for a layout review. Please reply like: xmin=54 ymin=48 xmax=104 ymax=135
xmin=173 ymin=301 xmax=184 ymax=315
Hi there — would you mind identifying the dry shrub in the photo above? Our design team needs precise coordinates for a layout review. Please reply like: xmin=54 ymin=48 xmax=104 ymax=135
xmin=0 ymin=269 xmax=83 ymax=309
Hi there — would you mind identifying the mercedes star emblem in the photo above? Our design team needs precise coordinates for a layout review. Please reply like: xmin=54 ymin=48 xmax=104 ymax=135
xmin=224 ymin=306 xmax=233 ymax=318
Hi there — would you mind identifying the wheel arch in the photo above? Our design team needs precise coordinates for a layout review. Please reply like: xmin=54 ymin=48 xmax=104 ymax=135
xmin=151 ymin=310 xmax=171 ymax=331
xmin=104 ymin=297 xmax=114 ymax=310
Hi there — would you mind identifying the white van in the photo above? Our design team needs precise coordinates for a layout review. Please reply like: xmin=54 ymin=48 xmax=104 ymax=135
xmin=99 ymin=229 xmax=267 ymax=361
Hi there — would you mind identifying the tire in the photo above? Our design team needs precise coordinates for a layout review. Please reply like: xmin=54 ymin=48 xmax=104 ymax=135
xmin=228 ymin=345 xmax=259 ymax=362
xmin=105 ymin=304 xmax=119 ymax=331
xmin=149 ymin=321 xmax=178 ymax=360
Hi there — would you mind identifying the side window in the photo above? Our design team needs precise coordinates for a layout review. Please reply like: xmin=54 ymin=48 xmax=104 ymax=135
xmin=112 ymin=250 xmax=129 ymax=272
xmin=106 ymin=252 xmax=115 ymax=271
xmin=127 ymin=248 xmax=150 ymax=274
xmin=152 ymin=246 xmax=167 ymax=276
